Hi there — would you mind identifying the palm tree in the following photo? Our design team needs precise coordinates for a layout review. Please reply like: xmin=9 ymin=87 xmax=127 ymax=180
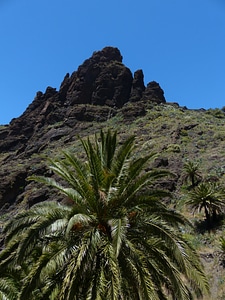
xmin=0 ymin=130 xmax=209 ymax=299
xmin=182 ymin=160 xmax=202 ymax=188
xmin=186 ymin=181 xmax=225 ymax=228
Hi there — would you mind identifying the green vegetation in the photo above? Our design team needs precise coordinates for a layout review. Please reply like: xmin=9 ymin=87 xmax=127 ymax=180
xmin=0 ymin=130 xmax=209 ymax=299
xmin=182 ymin=160 xmax=202 ymax=188
xmin=206 ymin=108 xmax=225 ymax=119
xmin=2 ymin=103 xmax=225 ymax=298
xmin=186 ymin=182 xmax=225 ymax=229
xmin=166 ymin=143 xmax=181 ymax=153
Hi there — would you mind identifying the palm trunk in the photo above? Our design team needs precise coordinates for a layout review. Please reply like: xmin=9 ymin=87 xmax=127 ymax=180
xmin=191 ymin=175 xmax=195 ymax=187
xmin=204 ymin=206 xmax=211 ymax=230
xmin=212 ymin=209 xmax=217 ymax=223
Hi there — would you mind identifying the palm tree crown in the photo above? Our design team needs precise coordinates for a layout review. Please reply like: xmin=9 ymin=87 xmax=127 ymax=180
xmin=186 ymin=181 xmax=225 ymax=228
xmin=0 ymin=130 xmax=209 ymax=299
xmin=182 ymin=160 xmax=202 ymax=188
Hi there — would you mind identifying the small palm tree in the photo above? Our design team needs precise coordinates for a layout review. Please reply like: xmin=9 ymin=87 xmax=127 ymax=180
xmin=186 ymin=182 xmax=225 ymax=229
xmin=0 ymin=130 xmax=209 ymax=299
xmin=182 ymin=160 xmax=202 ymax=188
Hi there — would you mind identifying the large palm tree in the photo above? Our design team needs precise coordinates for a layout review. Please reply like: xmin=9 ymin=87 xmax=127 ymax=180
xmin=186 ymin=181 xmax=225 ymax=228
xmin=0 ymin=130 xmax=209 ymax=299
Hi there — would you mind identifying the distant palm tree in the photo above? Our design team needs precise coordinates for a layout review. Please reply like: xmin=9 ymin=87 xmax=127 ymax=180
xmin=0 ymin=130 xmax=209 ymax=299
xmin=182 ymin=160 xmax=202 ymax=188
xmin=186 ymin=182 xmax=225 ymax=228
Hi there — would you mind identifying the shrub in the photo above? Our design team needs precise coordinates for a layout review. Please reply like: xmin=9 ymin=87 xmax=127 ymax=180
xmin=166 ymin=144 xmax=181 ymax=153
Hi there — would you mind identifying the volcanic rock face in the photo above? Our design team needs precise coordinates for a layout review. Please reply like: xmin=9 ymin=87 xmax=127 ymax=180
xmin=129 ymin=69 xmax=146 ymax=102
xmin=142 ymin=81 xmax=166 ymax=104
xmin=0 ymin=46 xmax=166 ymax=154
xmin=0 ymin=46 xmax=167 ymax=209
xmin=64 ymin=47 xmax=133 ymax=108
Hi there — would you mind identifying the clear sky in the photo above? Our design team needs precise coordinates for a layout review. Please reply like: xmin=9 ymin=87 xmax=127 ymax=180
xmin=0 ymin=0 xmax=225 ymax=125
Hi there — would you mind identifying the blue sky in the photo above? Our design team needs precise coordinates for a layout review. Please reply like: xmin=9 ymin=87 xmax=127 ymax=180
xmin=0 ymin=0 xmax=225 ymax=124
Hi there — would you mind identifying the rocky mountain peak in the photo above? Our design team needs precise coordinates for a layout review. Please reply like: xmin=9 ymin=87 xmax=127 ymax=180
xmin=84 ymin=46 xmax=123 ymax=63
xmin=0 ymin=46 xmax=166 ymax=155
xmin=60 ymin=46 xmax=133 ymax=108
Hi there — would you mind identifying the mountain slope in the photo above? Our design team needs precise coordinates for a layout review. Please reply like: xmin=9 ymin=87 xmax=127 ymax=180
xmin=1 ymin=46 xmax=225 ymax=299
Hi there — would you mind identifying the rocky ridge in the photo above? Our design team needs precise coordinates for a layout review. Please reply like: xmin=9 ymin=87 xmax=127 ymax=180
xmin=0 ymin=46 xmax=166 ymax=209
xmin=0 ymin=47 xmax=165 ymax=154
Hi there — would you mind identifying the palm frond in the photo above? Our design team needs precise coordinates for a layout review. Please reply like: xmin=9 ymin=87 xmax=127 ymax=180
xmin=19 ymin=251 xmax=53 ymax=300
xmin=111 ymin=135 xmax=135 ymax=179
xmin=98 ymin=129 xmax=117 ymax=170
xmin=111 ymin=217 xmax=128 ymax=258
xmin=0 ymin=276 xmax=19 ymax=300
xmin=65 ymin=213 xmax=93 ymax=237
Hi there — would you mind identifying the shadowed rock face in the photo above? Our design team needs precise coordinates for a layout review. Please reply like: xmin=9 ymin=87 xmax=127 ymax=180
xmin=0 ymin=46 xmax=167 ymax=209
xmin=129 ymin=69 xmax=146 ymax=102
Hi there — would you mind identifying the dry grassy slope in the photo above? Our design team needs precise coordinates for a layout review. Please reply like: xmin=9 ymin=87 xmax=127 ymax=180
xmin=1 ymin=102 xmax=225 ymax=298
